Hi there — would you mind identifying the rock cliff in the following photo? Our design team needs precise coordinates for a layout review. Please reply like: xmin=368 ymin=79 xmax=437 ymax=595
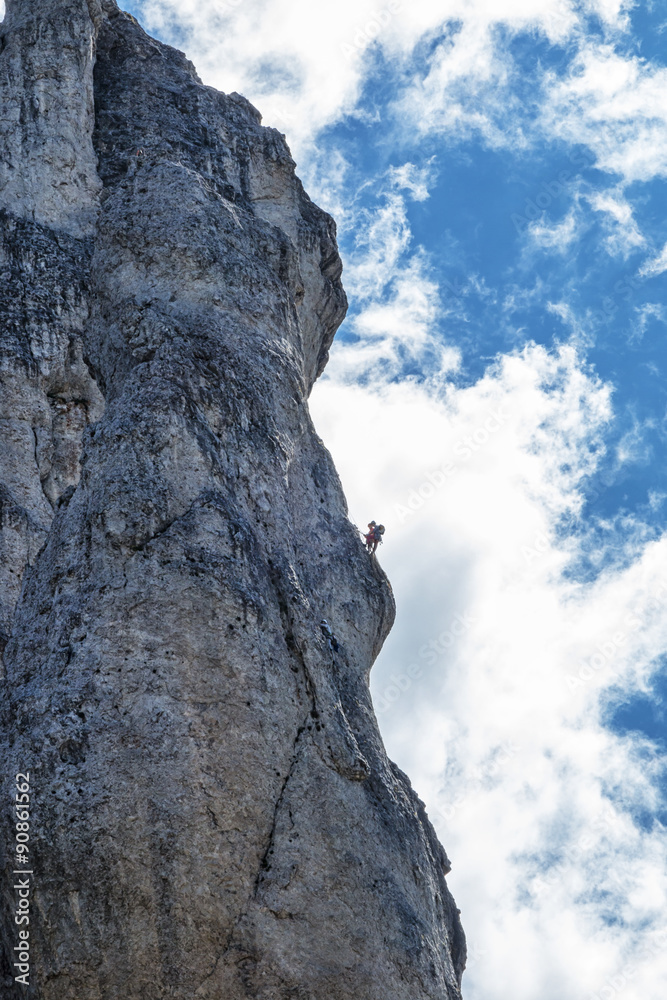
xmin=0 ymin=2 xmax=466 ymax=997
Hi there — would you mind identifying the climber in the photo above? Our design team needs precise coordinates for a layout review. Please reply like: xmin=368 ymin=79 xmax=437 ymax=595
xmin=320 ymin=619 xmax=340 ymax=653
xmin=372 ymin=524 xmax=385 ymax=553
xmin=366 ymin=522 xmax=385 ymax=554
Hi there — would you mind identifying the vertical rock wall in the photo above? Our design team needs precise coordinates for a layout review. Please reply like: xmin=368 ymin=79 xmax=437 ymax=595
xmin=0 ymin=3 xmax=466 ymax=998
xmin=0 ymin=0 xmax=105 ymax=660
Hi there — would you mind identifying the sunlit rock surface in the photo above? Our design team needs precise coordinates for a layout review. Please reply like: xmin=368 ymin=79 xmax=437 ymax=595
xmin=0 ymin=2 xmax=466 ymax=997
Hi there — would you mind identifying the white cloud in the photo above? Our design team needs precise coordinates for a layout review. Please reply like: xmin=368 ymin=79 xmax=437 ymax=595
xmin=648 ymin=490 xmax=667 ymax=511
xmin=616 ymin=414 xmax=655 ymax=467
xmin=547 ymin=298 xmax=581 ymax=330
xmin=311 ymin=340 xmax=667 ymax=1000
xmin=544 ymin=45 xmax=667 ymax=185
xmin=346 ymin=192 xmax=413 ymax=301
xmin=630 ymin=302 xmax=667 ymax=344
xmin=388 ymin=160 xmax=437 ymax=202
xmin=325 ymin=171 xmax=462 ymax=381
xmin=390 ymin=2 xmax=631 ymax=150
xmin=392 ymin=18 xmax=525 ymax=149
xmin=528 ymin=209 xmax=580 ymax=253
xmin=331 ymin=250 xmax=461 ymax=382
xmin=588 ymin=188 xmax=647 ymax=257
xmin=639 ymin=244 xmax=667 ymax=278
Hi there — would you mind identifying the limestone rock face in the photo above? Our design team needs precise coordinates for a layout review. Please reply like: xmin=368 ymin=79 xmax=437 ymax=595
xmin=0 ymin=3 xmax=466 ymax=998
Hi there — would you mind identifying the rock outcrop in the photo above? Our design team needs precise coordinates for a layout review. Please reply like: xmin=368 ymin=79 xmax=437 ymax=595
xmin=0 ymin=2 xmax=466 ymax=997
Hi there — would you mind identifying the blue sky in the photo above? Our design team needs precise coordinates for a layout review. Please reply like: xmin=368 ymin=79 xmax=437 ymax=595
xmin=73 ymin=0 xmax=667 ymax=996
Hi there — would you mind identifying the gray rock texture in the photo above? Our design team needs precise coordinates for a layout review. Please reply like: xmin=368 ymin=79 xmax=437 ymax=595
xmin=0 ymin=2 xmax=466 ymax=998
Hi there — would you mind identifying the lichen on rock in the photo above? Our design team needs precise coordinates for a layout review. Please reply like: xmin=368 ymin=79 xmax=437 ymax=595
xmin=0 ymin=2 xmax=466 ymax=997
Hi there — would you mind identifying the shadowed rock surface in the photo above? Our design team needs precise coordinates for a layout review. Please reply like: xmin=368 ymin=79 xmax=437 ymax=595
xmin=0 ymin=2 xmax=466 ymax=997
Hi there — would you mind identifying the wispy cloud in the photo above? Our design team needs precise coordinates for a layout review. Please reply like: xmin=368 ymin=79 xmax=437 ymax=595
xmin=327 ymin=178 xmax=461 ymax=381
xmin=388 ymin=159 xmax=437 ymax=202
xmin=543 ymin=44 xmax=667 ymax=185
xmin=528 ymin=209 xmax=581 ymax=253
xmin=639 ymin=244 xmax=667 ymax=278
xmin=331 ymin=252 xmax=461 ymax=381
xmin=346 ymin=191 xmax=413 ymax=300
xmin=628 ymin=302 xmax=667 ymax=344
xmin=588 ymin=187 xmax=647 ymax=257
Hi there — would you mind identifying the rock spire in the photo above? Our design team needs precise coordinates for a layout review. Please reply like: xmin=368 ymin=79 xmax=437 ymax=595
xmin=0 ymin=2 xmax=466 ymax=997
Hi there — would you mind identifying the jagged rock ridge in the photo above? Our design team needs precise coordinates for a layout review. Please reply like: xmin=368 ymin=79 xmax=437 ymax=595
xmin=0 ymin=2 xmax=466 ymax=997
